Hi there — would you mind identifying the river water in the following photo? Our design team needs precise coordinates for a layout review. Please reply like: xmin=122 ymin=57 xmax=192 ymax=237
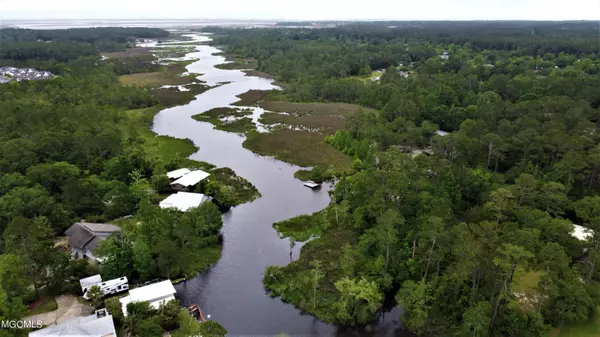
xmin=152 ymin=34 xmax=402 ymax=336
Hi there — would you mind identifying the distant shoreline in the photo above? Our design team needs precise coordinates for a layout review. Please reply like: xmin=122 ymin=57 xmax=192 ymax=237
xmin=0 ymin=19 xmax=278 ymax=29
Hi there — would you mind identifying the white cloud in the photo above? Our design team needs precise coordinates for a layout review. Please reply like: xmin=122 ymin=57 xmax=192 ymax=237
xmin=1 ymin=0 xmax=599 ymax=20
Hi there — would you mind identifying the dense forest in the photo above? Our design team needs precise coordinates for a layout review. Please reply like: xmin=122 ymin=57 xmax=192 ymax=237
xmin=0 ymin=27 xmax=229 ymax=336
xmin=207 ymin=22 xmax=600 ymax=336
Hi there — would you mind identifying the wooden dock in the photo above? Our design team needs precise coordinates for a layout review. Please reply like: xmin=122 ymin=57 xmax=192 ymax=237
xmin=187 ymin=304 xmax=206 ymax=322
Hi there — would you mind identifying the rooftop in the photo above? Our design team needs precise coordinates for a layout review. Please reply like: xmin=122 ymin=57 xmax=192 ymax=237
xmin=167 ymin=168 xmax=192 ymax=179
xmin=65 ymin=222 xmax=121 ymax=251
xmin=29 ymin=309 xmax=116 ymax=337
xmin=170 ymin=169 xmax=211 ymax=187
xmin=159 ymin=192 xmax=211 ymax=212
xmin=572 ymin=224 xmax=593 ymax=241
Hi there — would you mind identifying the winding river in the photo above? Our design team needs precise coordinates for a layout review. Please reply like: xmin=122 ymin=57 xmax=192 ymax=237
xmin=151 ymin=33 xmax=402 ymax=336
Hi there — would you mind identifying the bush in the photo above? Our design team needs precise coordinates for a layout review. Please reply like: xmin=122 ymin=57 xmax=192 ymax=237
xmin=156 ymin=299 xmax=181 ymax=330
xmin=105 ymin=297 xmax=124 ymax=324
xmin=135 ymin=318 xmax=163 ymax=337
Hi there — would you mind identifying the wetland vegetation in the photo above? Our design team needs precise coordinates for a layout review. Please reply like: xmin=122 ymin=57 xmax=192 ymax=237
xmin=206 ymin=22 xmax=600 ymax=336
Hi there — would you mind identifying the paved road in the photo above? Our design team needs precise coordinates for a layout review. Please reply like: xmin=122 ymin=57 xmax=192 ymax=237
xmin=24 ymin=295 xmax=95 ymax=326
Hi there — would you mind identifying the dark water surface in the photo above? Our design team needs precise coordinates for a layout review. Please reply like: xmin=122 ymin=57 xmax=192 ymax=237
xmin=152 ymin=34 xmax=403 ymax=336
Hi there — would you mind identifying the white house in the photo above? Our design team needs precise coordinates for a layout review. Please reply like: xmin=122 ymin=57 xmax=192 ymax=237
xmin=435 ymin=130 xmax=450 ymax=137
xmin=170 ymin=169 xmax=211 ymax=192
xmin=29 ymin=309 xmax=116 ymax=337
xmin=167 ymin=168 xmax=192 ymax=180
xmin=65 ymin=222 xmax=121 ymax=263
xmin=119 ymin=280 xmax=177 ymax=317
xmin=159 ymin=192 xmax=211 ymax=212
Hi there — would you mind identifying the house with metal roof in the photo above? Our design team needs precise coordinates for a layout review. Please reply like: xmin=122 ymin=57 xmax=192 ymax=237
xmin=29 ymin=309 xmax=116 ymax=337
xmin=167 ymin=168 xmax=192 ymax=180
xmin=170 ymin=169 xmax=211 ymax=192
xmin=65 ymin=222 xmax=121 ymax=264
xmin=159 ymin=191 xmax=211 ymax=212
xmin=119 ymin=280 xmax=177 ymax=317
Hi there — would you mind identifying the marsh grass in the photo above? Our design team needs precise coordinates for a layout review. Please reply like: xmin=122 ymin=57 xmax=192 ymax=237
xmin=243 ymin=129 xmax=352 ymax=170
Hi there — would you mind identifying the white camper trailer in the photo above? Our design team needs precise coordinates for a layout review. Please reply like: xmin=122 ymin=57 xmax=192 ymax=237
xmin=82 ymin=276 xmax=129 ymax=300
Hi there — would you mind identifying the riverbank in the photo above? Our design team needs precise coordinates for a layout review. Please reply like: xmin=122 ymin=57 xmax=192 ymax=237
xmin=150 ymin=33 xmax=345 ymax=335
xmin=115 ymin=40 xmax=261 ymax=206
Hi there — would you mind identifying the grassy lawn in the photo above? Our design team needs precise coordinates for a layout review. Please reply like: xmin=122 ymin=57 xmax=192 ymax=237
xmin=243 ymin=129 xmax=352 ymax=170
xmin=512 ymin=268 xmax=543 ymax=295
xmin=555 ymin=307 xmax=600 ymax=337
xmin=26 ymin=296 xmax=57 ymax=316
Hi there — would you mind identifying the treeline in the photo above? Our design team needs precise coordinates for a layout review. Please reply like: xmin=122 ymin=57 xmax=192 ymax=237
xmin=209 ymin=23 xmax=600 ymax=335
xmin=0 ymin=28 xmax=204 ymax=336
xmin=98 ymin=201 xmax=223 ymax=282
xmin=0 ymin=27 xmax=170 ymax=65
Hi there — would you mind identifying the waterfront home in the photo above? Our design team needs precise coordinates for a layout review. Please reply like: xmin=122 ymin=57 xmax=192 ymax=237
xmin=167 ymin=168 xmax=192 ymax=180
xmin=170 ymin=169 xmax=210 ymax=192
xmin=29 ymin=309 xmax=116 ymax=337
xmin=119 ymin=280 xmax=177 ymax=317
xmin=159 ymin=191 xmax=211 ymax=212
xmin=65 ymin=222 xmax=121 ymax=263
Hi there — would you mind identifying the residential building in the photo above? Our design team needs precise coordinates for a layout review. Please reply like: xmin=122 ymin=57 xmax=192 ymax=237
xmin=29 ymin=309 xmax=117 ymax=337
xmin=65 ymin=222 xmax=121 ymax=263
xmin=170 ymin=169 xmax=210 ymax=192
xmin=0 ymin=66 xmax=54 ymax=82
xmin=572 ymin=224 xmax=593 ymax=241
xmin=119 ymin=280 xmax=177 ymax=317
xmin=159 ymin=191 xmax=211 ymax=212
xmin=167 ymin=168 xmax=192 ymax=180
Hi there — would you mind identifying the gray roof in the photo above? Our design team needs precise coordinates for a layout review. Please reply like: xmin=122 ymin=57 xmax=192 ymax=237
xmin=29 ymin=311 xmax=116 ymax=337
xmin=65 ymin=223 xmax=120 ymax=251
xmin=85 ymin=236 xmax=106 ymax=252
xmin=65 ymin=224 xmax=95 ymax=250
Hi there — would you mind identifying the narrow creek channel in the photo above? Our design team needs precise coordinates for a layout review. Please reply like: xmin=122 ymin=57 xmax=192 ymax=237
xmin=151 ymin=33 xmax=402 ymax=336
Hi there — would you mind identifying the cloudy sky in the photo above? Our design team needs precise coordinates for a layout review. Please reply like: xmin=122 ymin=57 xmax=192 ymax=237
xmin=1 ymin=0 xmax=599 ymax=21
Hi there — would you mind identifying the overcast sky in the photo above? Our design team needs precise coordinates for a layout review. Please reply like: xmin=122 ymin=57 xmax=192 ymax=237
xmin=1 ymin=0 xmax=599 ymax=21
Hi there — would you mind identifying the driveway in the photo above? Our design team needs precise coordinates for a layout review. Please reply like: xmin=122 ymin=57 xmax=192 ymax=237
xmin=24 ymin=295 xmax=95 ymax=326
